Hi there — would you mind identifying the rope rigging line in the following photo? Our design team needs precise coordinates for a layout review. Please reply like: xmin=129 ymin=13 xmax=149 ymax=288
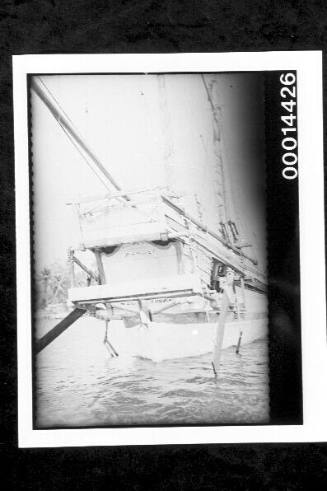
xmin=201 ymin=74 xmax=230 ymax=226
xmin=201 ymin=74 xmax=255 ymax=259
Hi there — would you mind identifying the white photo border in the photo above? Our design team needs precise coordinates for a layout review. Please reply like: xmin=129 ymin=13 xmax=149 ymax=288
xmin=13 ymin=51 xmax=326 ymax=447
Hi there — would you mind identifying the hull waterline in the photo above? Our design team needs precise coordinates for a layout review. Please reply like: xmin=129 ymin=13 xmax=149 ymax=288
xmin=104 ymin=316 xmax=268 ymax=362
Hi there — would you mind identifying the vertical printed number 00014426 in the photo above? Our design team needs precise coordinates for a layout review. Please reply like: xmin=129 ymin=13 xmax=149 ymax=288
xmin=280 ymin=72 xmax=298 ymax=180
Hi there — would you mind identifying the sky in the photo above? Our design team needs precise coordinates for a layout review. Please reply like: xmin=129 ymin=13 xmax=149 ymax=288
xmin=31 ymin=73 xmax=266 ymax=272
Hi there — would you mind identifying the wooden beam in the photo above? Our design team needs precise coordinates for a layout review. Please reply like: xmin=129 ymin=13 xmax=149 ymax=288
xmin=161 ymin=195 xmax=258 ymax=266
xmin=174 ymin=241 xmax=184 ymax=274
xmin=212 ymin=290 xmax=230 ymax=375
xmin=72 ymin=255 xmax=99 ymax=283
xmin=31 ymin=77 xmax=130 ymax=200
xmin=35 ymin=308 xmax=86 ymax=354
xmin=94 ymin=250 xmax=106 ymax=284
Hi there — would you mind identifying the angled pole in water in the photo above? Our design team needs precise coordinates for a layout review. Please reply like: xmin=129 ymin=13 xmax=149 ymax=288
xmin=35 ymin=308 xmax=86 ymax=354
xmin=212 ymin=290 xmax=230 ymax=376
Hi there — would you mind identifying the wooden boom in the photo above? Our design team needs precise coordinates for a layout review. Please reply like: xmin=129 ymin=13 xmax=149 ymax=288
xmin=31 ymin=77 xmax=128 ymax=198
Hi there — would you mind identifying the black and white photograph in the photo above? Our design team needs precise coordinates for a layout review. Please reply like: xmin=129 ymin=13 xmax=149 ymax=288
xmin=31 ymin=72 xmax=268 ymax=428
xmin=13 ymin=52 xmax=326 ymax=447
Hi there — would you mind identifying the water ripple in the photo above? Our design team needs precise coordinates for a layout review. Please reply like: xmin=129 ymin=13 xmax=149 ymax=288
xmin=35 ymin=318 xmax=269 ymax=427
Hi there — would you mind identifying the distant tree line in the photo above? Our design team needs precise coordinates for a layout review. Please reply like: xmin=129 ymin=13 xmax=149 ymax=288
xmin=35 ymin=261 xmax=90 ymax=309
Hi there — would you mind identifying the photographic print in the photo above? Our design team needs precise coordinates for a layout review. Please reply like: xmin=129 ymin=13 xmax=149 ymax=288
xmin=14 ymin=52 xmax=326 ymax=447
xmin=31 ymin=72 xmax=268 ymax=428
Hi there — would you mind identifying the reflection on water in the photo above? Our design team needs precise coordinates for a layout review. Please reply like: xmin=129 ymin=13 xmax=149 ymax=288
xmin=35 ymin=317 xmax=269 ymax=427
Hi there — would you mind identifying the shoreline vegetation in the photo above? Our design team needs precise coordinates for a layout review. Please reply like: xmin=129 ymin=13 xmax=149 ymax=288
xmin=35 ymin=260 xmax=95 ymax=311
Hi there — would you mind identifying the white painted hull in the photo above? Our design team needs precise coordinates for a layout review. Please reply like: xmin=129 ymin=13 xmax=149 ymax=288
xmin=102 ymin=287 xmax=268 ymax=361
xmin=105 ymin=315 xmax=268 ymax=362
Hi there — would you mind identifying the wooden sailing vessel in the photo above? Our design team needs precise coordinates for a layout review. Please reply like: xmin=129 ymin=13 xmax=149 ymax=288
xmin=32 ymin=74 xmax=268 ymax=371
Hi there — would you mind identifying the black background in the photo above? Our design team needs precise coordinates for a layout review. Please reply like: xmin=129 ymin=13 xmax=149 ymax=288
xmin=265 ymin=71 xmax=302 ymax=424
xmin=0 ymin=0 xmax=326 ymax=489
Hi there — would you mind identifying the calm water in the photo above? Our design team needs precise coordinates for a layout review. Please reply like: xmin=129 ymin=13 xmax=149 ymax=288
xmin=35 ymin=316 xmax=269 ymax=427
